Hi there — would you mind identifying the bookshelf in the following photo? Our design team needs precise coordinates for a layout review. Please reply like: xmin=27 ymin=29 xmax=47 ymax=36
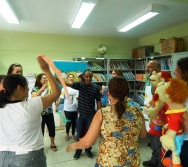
xmin=135 ymin=52 xmax=188 ymax=105
xmin=135 ymin=55 xmax=173 ymax=105
xmin=73 ymin=51 xmax=188 ymax=105
xmin=73 ymin=58 xmax=109 ymax=86
xmin=147 ymin=54 xmax=172 ymax=73
xmin=134 ymin=58 xmax=146 ymax=105
xmin=109 ymin=58 xmax=136 ymax=99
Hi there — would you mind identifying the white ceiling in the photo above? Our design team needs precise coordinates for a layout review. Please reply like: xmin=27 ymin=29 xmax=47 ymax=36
xmin=0 ymin=0 xmax=188 ymax=38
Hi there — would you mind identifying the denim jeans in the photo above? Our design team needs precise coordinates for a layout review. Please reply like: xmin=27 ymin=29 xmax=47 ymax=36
xmin=148 ymin=134 xmax=163 ymax=167
xmin=0 ymin=148 xmax=46 ymax=167
xmin=94 ymin=163 xmax=99 ymax=167
xmin=76 ymin=112 xmax=95 ymax=141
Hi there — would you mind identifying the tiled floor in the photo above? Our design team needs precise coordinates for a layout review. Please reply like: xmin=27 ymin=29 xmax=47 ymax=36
xmin=44 ymin=128 xmax=152 ymax=167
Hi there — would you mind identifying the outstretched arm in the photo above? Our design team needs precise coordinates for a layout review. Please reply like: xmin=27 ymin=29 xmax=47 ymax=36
xmin=66 ymin=109 xmax=102 ymax=152
xmin=37 ymin=56 xmax=61 ymax=110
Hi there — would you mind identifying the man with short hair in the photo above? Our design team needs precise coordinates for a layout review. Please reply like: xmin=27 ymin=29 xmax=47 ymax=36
xmin=144 ymin=60 xmax=161 ymax=107
xmin=66 ymin=69 xmax=102 ymax=160
xmin=143 ymin=60 xmax=164 ymax=167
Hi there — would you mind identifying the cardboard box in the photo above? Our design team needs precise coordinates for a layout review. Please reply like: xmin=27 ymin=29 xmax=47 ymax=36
xmin=138 ymin=46 xmax=154 ymax=57
xmin=161 ymin=37 xmax=184 ymax=54
xmin=132 ymin=48 xmax=138 ymax=58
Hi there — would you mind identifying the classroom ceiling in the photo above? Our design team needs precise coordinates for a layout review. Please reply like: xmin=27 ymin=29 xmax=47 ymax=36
xmin=0 ymin=0 xmax=188 ymax=38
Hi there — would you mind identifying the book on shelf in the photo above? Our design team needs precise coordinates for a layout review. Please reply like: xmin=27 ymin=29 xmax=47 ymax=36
xmin=123 ymin=73 xmax=129 ymax=80
xmin=123 ymin=72 xmax=134 ymax=80
xmin=127 ymin=61 xmax=135 ymax=69
xmin=135 ymin=82 xmax=145 ymax=90
xmin=164 ymin=59 xmax=171 ymax=70
xmin=94 ymin=62 xmax=104 ymax=70
xmin=113 ymin=61 xmax=119 ymax=69
xmin=126 ymin=71 xmax=135 ymax=80
xmin=92 ymin=73 xmax=107 ymax=82
xmin=110 ymin=62 xmax=115 ymax=69
xmin=136 ymin=60 xmax=146 ymax=69
xmin=135 ymin=74 xmax=143 ymax=81
xmin=118 ymin=61 xmax=130 ymax=69
xmin=122 ymin=61 xmax=130 ymax=69
xmin=143 ymin=74 xmax=146 ymax=80
xmin=158 ymin=58 xmax=171 ymax=70
xmin=128 ymin=82 xmax=134 ymax=90
xmin=100 ymin=73 xmax=107 ymax=81
xmin=87 ymin=62 xmax=104 ymax=70
xmin=110 ymin=61 xmax=130 ymax=70
xmin=110 ymin=61 xmax=119 ymax=69
xmin=116 ymin=61 xmax=124 ymax=69
xmin=167 ymin=59 xmax=171 ymax=70
xmin=136 ymin=93 xmax=145 ymax=105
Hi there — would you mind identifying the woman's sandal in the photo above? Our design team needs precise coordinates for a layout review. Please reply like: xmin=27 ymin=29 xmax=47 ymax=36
xmin=50 ymin=145 xmax=58 ymax=152
xmin=65 ymin=134 xmax=69 ymax=141
xmin=72 ymin=135 xmax=76 ymax=141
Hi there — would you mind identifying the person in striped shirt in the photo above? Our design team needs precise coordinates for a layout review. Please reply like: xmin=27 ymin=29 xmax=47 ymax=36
xmin=66 ymin=69 xmax=102 ymax=160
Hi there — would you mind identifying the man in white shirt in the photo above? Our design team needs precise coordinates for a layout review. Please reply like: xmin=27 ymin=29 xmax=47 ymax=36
xmin=143 ymin=60 xmax=162 ymax=167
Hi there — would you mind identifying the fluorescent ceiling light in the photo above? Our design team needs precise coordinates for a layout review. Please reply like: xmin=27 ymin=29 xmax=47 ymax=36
xmin=0 ymin=0 xmax=19 ymax=24
xmin=71 ymin=0 xmax=97 ymax=29
xmin=117 ymin=4 xmax=164 ymax=32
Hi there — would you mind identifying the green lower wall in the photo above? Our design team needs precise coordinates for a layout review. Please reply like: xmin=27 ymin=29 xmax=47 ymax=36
xmin=0 ymin=31 xmax=138 ymax=75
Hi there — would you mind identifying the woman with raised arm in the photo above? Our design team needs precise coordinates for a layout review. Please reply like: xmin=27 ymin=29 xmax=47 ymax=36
xmin=31 ymin=73 xmax=58 ymax=152
xmin=0 ymin=56 xmax=60 ymax=167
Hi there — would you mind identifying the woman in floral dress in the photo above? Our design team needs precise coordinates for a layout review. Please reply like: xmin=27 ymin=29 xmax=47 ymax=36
xmin=67 ymin=76 xmax=146 ymax=167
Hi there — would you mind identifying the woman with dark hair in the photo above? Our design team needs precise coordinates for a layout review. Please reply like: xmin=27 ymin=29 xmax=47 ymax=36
xmin=0 ymin=57 xmax=60 ymax=167
xmin=31 ymin=73 xmax=58 ymax=152
xmin=173 ymin=57 xmax=188 ymax=167
xmin=101 ymin=68 xmax=124 ymax=107
xmin=7 ymin=63 xmax=23 ymax=75
xmin=66 ymin=76 xmax=146 ymax=167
